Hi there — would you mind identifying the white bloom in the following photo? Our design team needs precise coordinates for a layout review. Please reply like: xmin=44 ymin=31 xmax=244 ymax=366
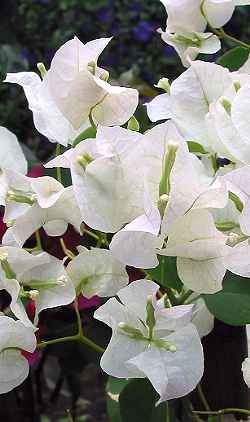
xmin=94 ymin=279 xmax=203 ymax=404
xmin=160 ymin=209 xmax=229 ymax=294
xmin=146 ymin=61 xmax=232 ymax=146
xmin=109 ymin=123 xmax=229 ymax=294
xmin=45 ymin=36 xmax=138 ymax=129
xmin=0 ymin=127 xmax=27 ymax=175
xmin=147 ymin=61 xmax=250 ymax=163
xmin=1 ymin=171 xmax=82 ymax=246
xmin=0 ymin=127 xmax=27 ymax=206
xmin=192 ymin=298 xmax=214 ymax=338
xmin=66 ymin=247 xmax=128 ymax=298
xmin=0 ymin=247 xmax=75 ymax=325
xmin=20 ymin=254 xmax=76 ymax=324
xmin=0 ymin=316 xmax=36 ymax=393
xmin=5 ymin=37 xmax=138 ymax=144
xmin=46 ymin=122 xmax=184 ymax=233
xmin=160 ymin=0 xmax=248 ymax=33
xmin=4 ymin=72 xmax=89 ymax=147
xmin=223 ymin=166 xmax=250 ymax=235
xmin=242 ymin=357 xmax=250 ymax=387
xmin=160 ymin=30 xmax=220 ymax=67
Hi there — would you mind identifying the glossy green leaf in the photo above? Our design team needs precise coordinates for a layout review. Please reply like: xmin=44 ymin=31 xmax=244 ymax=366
xmin=119 ymin=379 xmax=166 ymax=422
xmin=217 ymin=47 xmax=250 ymax=71
xmin=146 ymin=255 xmax=183 ymax=292
xmin=203 ymin=272 xmax=250 ymax=326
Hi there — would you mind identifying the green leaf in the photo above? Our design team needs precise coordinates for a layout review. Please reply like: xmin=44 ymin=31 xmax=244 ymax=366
xmin=203 ymin=271 xmax=250 ymax=326
xmin=217 ymin=47 xmax=250 ymax=71
xmin=44 ymin=166 xmax=72 ymax=187
xmin=187 ymin=141 xmax=208 ymax=155
xmin=72 ymin=126 xmax=96 ymax=147
xmin=146 ymin=255 xmax=183 ymax=292
xmin=119 ymin=379 xmax=166 ymax=422
xmin=106 ymin=377 xmax=130 ymax=422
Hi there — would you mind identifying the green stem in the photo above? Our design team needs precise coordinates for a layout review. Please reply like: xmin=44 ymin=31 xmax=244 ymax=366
xmin=83 ymin=228 xmax=109 ymax=247
xmin=89 ymin=111 xmax=96 ymax=130
xmin=212 ymin=27 xmax=250 ymax=49
xmin=56 ymin=143 xmax=62 ymax=183
xmin=37 ymin=332 xmax=104 ymax=354
xmin=197 ymin=384 xmax=210 ymax=412
xmin=178 ymin=289 xmax=193 ymax=305
xmin=74 ymin=299 xmax=83 ymax=337
xmin=60 ymin=238 xmax=75 ymax=259
xmin=37 ymin=297 xmax=105 ymax=354
xmin=166 ymin=401 xmax=170 ymax=422
xmin=193 ymin=408 xmax=250 ymax=416
xmin=182 ymin=398 xmax=203 ymax=422
xmin=165 ymin=287 xmax=179 ymax=306
xmin=35 ymin=230 xmax=42 ymax=250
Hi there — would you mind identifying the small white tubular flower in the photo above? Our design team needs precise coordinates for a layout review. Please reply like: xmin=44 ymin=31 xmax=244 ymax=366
xmin=0 ymin=247 xmax=49 ymax=326
xmin=0 ymin=247 xmax=75 ymax=325
xmin=94 ymin=279 xmax=204 ymax=404
xmin=45 ymin=36 xmax=138 ymax=129
xmin=20 ymin=254 xmax=75 ymax=324
xmin=46 ymin=125 xmax=146 ymax=233
xmin=0 ymin=316 xmax=36 ymax=394
xmin=160 ymin=30 xmax=220 ymax=67
xmin=160 ymin=209 xmax=229 ymax=294
xmin=2 ymin=177 xmax=82 ymax=247
xmin=242 ymin=357 xmax=250 ymax=387
xmin=66 ymin=248 xmax=129 ymax=298
xmin=4 ymin=72 xmax=85 ymax=147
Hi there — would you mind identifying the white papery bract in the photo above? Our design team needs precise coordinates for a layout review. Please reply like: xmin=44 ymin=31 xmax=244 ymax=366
xmin=242 ymin=357 xmax=250 ymax=387
xmin=160 ymin=0 xmax=249 ymax=33
xmin=45 ymin=36 xmax=138 ymax=129
xmin=159 ymin=0 xmax=250 ymax=65
xmin=223 ymin=166 xmax=250 ymax=235
xmin=66 ymin=247 xmax=128 ymax=298
xmin=146 ymin=61 xmax=232 ymax=144
xmin=94 ymin=279 xmax=204 ymax=404
xmin=46 ymin=121 xmax=185 ymax=233
xmin=159 ymin=30 xmax=220 ymax=67
xmin=0 ymin=127 xmax=27 ymax=175
xmin=0 ymin=316 xmax=36 ymax=393
xmin=0 ymin=247 xmax=75 ymax=326
xmin=5 ymin=37 xmax=138 ymax=144
xmin=0 ymin=127 xmax=27 ymax=205
xmin=146 ymin=60 xmax=250 ymax=163
xmin=160 ymin=209 xmax=229 ymax=294
xmin=4 ymin=72 xmax=87 ymax=147
xmin=109 ymin=119 xmax=229 ymax=293
xmin=1 ymin=171 xmax=82 ymax=246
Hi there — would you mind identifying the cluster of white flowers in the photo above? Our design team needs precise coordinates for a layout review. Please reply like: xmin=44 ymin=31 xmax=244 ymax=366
xmin=159 ymin=0 xmax=250 ymax=66
xmin=1 ymin=1 xmax=250 ymax=406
